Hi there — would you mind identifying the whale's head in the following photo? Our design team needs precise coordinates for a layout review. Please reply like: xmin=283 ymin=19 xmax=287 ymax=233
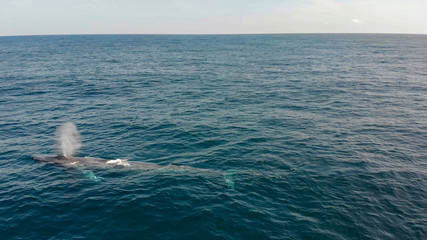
xmin=32 ymin=155 xmax=69 ymax=164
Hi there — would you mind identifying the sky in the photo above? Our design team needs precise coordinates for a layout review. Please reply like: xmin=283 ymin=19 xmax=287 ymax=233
xmin=1 ymin=0 xmax=426 ymax=36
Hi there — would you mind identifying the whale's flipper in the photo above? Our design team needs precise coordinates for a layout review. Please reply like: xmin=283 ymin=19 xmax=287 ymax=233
xmin=78 ymin=167 xmax=103 ymax=182
xmin=223 ymin=170 xmax=235 ymax=189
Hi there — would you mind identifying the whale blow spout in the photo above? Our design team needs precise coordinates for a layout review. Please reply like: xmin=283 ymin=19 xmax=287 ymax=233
xmin=56 ymin=122 xmax=82 ymax=158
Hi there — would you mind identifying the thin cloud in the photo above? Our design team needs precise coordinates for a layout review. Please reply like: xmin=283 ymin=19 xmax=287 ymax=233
xmin=9 ymin=0 xmax=34 ymax=7
xmin=237 ymin=0 xmax=427 ymax=34
xmin=351 ymin=19 xmax=364 ymax=24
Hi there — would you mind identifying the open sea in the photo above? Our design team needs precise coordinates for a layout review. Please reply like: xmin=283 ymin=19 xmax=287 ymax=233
xmin=0 ymin=34 xmax=426 ymax=239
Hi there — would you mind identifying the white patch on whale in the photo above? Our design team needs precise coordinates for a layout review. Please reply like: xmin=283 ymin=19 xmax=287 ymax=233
xmin=106 ymin=159 xmax=130 ymax=167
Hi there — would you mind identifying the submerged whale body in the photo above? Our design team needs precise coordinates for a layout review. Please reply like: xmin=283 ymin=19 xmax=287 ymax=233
xmin=32 ymin=155 xmax=207 ymax=172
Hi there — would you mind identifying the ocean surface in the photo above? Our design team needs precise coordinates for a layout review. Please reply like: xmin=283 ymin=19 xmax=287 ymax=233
xmin=0 ymin=34 xmax=426 ymax=239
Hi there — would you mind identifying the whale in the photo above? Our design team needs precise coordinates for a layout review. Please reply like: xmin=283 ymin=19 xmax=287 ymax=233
xmin=32 ymin=155 xmax=209 ymax=172
xmin=32 ymin=122 xmax=235 ymax=188
xmin=32 ymin=155 xmax=234 ymax=188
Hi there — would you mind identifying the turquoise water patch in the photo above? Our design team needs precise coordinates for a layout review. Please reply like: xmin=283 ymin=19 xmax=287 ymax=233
xmin=223 ymin=170 xmax=236 ymax=189
xmin=80 ymin=169 xmax=104 ymax=182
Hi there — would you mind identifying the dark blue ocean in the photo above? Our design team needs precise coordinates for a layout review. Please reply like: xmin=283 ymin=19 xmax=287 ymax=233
xmin=0 ymin=34 xmax=426 ymax=239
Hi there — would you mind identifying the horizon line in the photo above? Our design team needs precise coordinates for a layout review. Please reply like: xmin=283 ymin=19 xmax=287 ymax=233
xmin=1 ymin=32 xmax=426 ymax=38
